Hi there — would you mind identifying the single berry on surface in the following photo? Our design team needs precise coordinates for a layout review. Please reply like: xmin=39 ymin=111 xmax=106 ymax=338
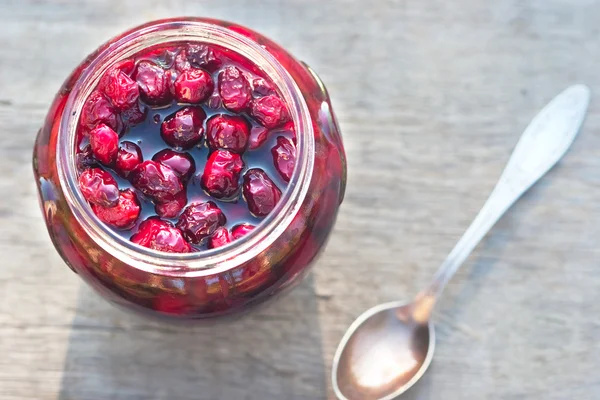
xmin=134 ymin=61 xmax=172 ymax=105
xmin=115 ymin=141 xmax=143 ymax=178
xmin=130 ymin=160 xmax=184 ymax=204
xmin=250 ymin=95 xmax=290 ymax=129
xmin=242 ymin=168 xmax=281 ymax=217
xmin=78 ymin=167 xmax=120 ymax=208
xmin=205 ymin=114 xmax=250 ymax=153
xmin=176 ymin=201 xmax=226 ymax=244
xmin=173 ymin=68 xmax=214 ymax=104
xmin=218 ymin=65 xmax=252 ymax=112
xmin=92 ymin=189 xmax=141 ymax=229
xmin=89 ymin=124 xmax=119 ymax=166
xmin=208 ymin=226 xmax=233 ymax=249
xmin=200 ymin=150 xmax=244 ymax=200
xmin=131 ymin=217 xmax=192 ymax=253
xmin=161 ymin=107 xmax=206 ymax=149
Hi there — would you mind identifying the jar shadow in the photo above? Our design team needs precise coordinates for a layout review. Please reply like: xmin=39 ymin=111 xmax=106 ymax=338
xmin=57 ymin=274 xmax=327 ymax=400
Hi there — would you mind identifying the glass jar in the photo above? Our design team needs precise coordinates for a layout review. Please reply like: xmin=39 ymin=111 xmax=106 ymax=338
xmin=33 ymin=18 xmax=346 ymax=319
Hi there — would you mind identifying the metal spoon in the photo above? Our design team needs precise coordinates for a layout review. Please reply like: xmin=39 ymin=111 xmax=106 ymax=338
xmin=332 ymin=84 xmax=591 ymax=400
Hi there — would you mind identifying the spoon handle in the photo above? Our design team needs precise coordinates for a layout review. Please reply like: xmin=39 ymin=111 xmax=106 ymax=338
xmin=412 ymin=84 xmax=591 ymax=323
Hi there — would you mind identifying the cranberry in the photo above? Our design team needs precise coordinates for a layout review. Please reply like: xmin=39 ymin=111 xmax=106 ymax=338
xmin=89 ymin=124 xmax=119 ymax=165
xmin=101 ymin=68 xmax=139 ymax=110
xmin=174 ymin=50 xmax=191 ymax=72
xmin=80 ymin=90 xmax=120 ymax=133
xmin=174 ymin=68 xmax=214 ymax=103
xmin=186 ymin=44 xmax=223 ymax=71
xmin=102 ymin=59 xmax=135 ymax=77
xmin=134 ymin=61 xmax=172 ymax=105
xmin=131 ymin=217 xmax=192 ymax=253
xmin=176 ymin=201 xmax=226 ymax=244
xmin=121 ymin=103 xmax=147 ymax=125
xmin=76 ymin=144 xmax=98 ymax=171
xmin=152 ymin=149 xmax=196 ymax=182
xmin=252 ymin=77 xmax=275 ymax=96
xmin=271 ymin=136 xmax=296 ymax=182
xmin=250 ymin=95 xmax=290 ymax=129
xmin=78 ymin=167 xmax=119 ymax=208
xmin=218 ymin=66 xmax=252 ymax=112
xmin=200 ymin=150 xmax=244 ymax=199
xmin=130 ymin=160 xmax=184 ymax=203
xmin=248 ymin=126 xmax=269 ymax=150
xmin=242 ymin=168 xmax=281 ymax=217
xmin=205 ymin=114 xmax=250 ymax=153
xmin=155 ymin=191 xmax=187 ymax=219
xmin=161 ymin=107 xmax=205 ymax=149
xmin=115 ymin=141 xmax=143 ymax=177
xmin=208 ymin=226 xmax=233 ymax=249
xmin=231 ymin=223 xmax=255 ymax=240
xmin=91 ymin=189 xmax=141 ymax=229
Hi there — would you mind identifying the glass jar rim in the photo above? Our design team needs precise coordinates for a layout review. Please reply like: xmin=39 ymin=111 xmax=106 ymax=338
xmin=56 ymin=19 xmax=315 ymax=277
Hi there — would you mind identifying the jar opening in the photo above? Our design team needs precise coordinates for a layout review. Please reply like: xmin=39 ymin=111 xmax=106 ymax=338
xmin=56 ymin=20 xmax=314 ymax=276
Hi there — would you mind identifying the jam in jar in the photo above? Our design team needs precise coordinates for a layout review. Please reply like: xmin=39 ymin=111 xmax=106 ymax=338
xmin=33 ymin=18 xmax=346 ymax=319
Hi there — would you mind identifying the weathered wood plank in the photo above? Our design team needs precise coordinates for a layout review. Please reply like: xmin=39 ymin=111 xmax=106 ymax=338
xmin=2 ymin=0 xmax=600 ymax=399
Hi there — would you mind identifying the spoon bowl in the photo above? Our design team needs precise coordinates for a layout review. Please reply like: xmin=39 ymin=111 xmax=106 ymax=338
xmin=332 ymin=302 xmax=435 ymax=400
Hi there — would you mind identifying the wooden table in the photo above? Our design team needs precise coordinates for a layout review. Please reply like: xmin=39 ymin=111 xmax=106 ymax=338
xmin=3 ymin=1 xmax=600 ymax=399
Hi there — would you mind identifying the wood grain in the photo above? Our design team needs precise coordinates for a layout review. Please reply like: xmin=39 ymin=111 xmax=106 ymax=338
xmin=2 ymin=0 xmax=600 ymax=399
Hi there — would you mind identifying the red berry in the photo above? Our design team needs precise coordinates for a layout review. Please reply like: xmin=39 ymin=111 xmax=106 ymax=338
xmin=231 ymin=223 xmax=255 ymax=240
xmin=155 ymin=191 xmax=187 ymax=219
xmin=152 ymin=149 xmax=196 ymax=182
xmin=103 ymin=59 xmax=135 ymax=77
xmin=248 ymin=126 xmax=269 ymax=150
xmin=176 ymin=201 xmax=226 ymax=244
xmin=208 ymin=226 xmax=233 ymax=249
xmin=80 ymin=90 xmax=121 ymax=133
xmin=242 ymin=168 xmax=281 ymax=217
xmin=89 ymin=124 xmax=119 ymax=165
xmin=78 ymin=167 xmax=119 ymax=208
xmin=130 ymin=160 xmax=184 ymax=203
xmin=131 ymin=217 xmax=192 ymax=253
xmin=200 ymin=150 xmax=244 ymax=200
xmin=101 ymin=68 xmax=139 ymax=110
xmin=205 ymin=114 xmax=250 ymax=153
xmin=173 ymin=68 xmax=214 ymax=103
xmin=186 ymin=44 xmax=223 ymax=71
xmin=134 ymin=61 xmax=172 ymax=105
xmin=121 ymin=103 xmax=147 ymax=125
xmin=252 ymin=77 xmax=275 ymax=96
xmin=218 ymin=66 xmax=252 ymax=112
xmin=173 ymin=50 xmax=191 ymax=72
xmin=98 ymin=60 xmax=135 ymax=94
xmin=250 ymin=95 xmax=290 ymax=129
xmin=161 ymin=107 xmax=205 ymax=149
xmin=76 ymin=144 xmax=98 ymax=172
xmin=271 ymin=136 xmax=296 ymax=182
xmin=115 ymin=141 xmax=143 ymax=177
xmin=91 ymin=189 xmax=141 ymax=229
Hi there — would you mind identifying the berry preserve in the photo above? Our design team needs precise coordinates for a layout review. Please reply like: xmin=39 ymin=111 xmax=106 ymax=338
xmin=76 ymin=42 xmax=296 ymax=252
xmin=33 ymin=18 xmax=346 ymax=319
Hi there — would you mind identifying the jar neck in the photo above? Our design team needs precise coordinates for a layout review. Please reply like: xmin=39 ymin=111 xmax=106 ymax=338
xmin=57 ymin=19 xmax=314 ymax=277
